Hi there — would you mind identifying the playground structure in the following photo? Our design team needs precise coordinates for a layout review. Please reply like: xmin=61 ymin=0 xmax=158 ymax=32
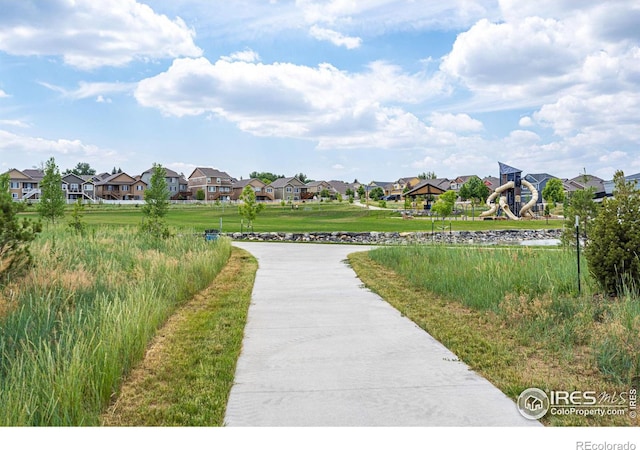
xmin=480 ymin=162 xmax=539 ymax=220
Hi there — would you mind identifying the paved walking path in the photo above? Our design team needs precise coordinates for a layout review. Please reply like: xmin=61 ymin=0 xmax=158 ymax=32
xmin=225 ymin=242 xmax=540 ymax=426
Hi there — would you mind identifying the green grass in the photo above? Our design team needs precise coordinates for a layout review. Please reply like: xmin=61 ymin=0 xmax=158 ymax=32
xmin=19 ymin=201 xmax=565 ymax=233
xmin=0 ymin=226 xmax=231 ymax=426
xmin=102 ymin=247 xmax=257 ymax=426
xmin=350 ymin=248 xmax=639 ymax=426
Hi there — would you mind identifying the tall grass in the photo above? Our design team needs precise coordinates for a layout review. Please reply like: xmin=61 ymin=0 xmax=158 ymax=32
xmin=369 ymin=245 xmax=584 ymax=311
xmin=369 ymin=244 xmax=639 ymax=384
xmin=0 ymin=226 xmax=231 ymax=426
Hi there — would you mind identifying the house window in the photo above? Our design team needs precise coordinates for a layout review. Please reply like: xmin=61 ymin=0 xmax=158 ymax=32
xmin=208 ymin=186 xmax=217 ymax=192
xmin=267 ymin=188 xmax=273 ymax=193
xmin=216 ymin=178 xmax=221 ymax=184
xmin=136 ymin=185 xmax=144 ymax=191
xmin=12 ymin=193 xmax=18 ymax=199
xmin=84 ymin=184 xmax=93 ymax=191
xmin=207 ymin=178 xmax=211 ymax=183
xmin=121 ymin=185 xmax=129 ymax=191
xmin=10 ymin=181 xmax=19 ymax=189
xmin=62 ymin=184 xmax=67 ymax=190
xmin=294 ymin=188 xmax=300 ymax=193
xmin=70 ymin=183 xmax=79 ymax=191
xmin=286 ymin=187 xmax=292 ymax=193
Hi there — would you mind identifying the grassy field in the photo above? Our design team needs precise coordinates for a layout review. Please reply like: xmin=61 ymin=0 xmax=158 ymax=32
xmin=18 ymin=201 xmax=565 ymax=233
xmin=350 ymin=245 xmax=640 ymax=426
xmin=0 ymin=226 xmax=232 ymax=426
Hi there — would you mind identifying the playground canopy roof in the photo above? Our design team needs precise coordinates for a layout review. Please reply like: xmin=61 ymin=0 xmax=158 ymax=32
xmin=404 ymin=179 xmax=448 ymax=197
xmin=499 ymin=162 xmax=522 ymax=175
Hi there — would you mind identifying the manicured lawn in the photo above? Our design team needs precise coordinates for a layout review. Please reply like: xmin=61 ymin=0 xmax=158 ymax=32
xmin=19 ymin=201 xmax=564 ymax=233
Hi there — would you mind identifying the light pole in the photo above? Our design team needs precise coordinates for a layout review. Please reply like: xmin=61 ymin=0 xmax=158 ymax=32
xmin=575 ymin=215 xmax=581 ymax=294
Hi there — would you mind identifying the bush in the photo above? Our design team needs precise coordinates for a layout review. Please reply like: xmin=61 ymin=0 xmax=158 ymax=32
xmin=0 ymin=174 xmax=42 ymax=283
xmin=585 ymin=171 xmax=640 ymax=295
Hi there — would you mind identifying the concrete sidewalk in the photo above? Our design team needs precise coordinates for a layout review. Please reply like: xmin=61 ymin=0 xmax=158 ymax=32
xmin=225 ymin=242 xmax=540 ymax=426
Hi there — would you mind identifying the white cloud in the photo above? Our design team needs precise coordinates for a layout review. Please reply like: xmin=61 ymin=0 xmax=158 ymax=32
xmin=428 ymin=113 xmax=483 ymax=133
xmin=221 ymin=49 xmax=261 ymax=63
xmin=332 ymin=164 xmax=345 ymax=170
xmin=0 ymin=129 xmax=119 ymax=172
xmin=0 ymin=89 xmax=9 ymax=98
xmin=519 ymin=116 xmax=534 ymax=127
xmin=135 ymin=56 xmax=447 ymax=149
xmin=40 ymin=81 xmax=136 ymax=100
xmin=309 ymin=25 xmax=362 ymax=49
xmin=0 ymin=0 xmax=201 ymax=69
xmin=0 ymin=119 xmax=30 ymax=128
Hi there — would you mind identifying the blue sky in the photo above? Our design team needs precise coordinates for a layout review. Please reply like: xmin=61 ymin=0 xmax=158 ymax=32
xmin=1 ymin=0 xmax=639 ymax=182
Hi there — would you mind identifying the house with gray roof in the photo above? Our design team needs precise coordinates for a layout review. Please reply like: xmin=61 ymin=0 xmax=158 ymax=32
xmin=141 ymin=167 xmax=190 ymax=200
xmin=188 ymin=167 xmax=235 ymax=201
xmin=266 ymin=177 xmax=307 ymax=201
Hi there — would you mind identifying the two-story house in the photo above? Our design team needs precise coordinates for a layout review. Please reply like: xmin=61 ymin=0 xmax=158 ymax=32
xmin=62 ymin=173 xmax=96 ymax=202
xmin=305 ymin=180 xmax=334 ymax=199
xmin=94 ymin=172 xmax=146 ymax=200
xmin=187 ymin=167 xmax=235 ymax=201
xmin=140 ymin=167 xmax=190 ymax=200
xmin=231 ymin=178 xmax=273 ymax=201
xmin=4 ymin=168 xmax=42 ymax=201
xmin=388 ymin=176 xmax=421 ymax=200
xmin=266 ymin=177 xmax=307 ymax=201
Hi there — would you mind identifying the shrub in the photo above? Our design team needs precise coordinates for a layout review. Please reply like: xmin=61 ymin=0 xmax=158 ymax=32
xmin=585 ymin=171 xmax=640 ymax=295
xmin=0 ymin=174 xmax=42 ymax=283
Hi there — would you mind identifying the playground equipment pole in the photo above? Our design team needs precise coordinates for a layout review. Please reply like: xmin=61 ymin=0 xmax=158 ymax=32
xmin=575 ymin=215 xmax=581 ymax=294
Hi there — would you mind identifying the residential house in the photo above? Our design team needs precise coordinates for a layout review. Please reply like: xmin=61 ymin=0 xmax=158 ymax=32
xmin=564 ymin=174 xmax=606 ymax=200
xmin=327 ymin=180 xmax=355 ymax=198
xmin=4 ymin=168 xmax=42 ymax=201
xmin=94 ymin=172 xmax=146 ymax=200
xmin=482 ymin=176 xmax=501 ymax=193
xmin=603 ymin=173 xmax=640 ymax=197
xmin=62 ymin=173 xmax=96 ymax=202
xmin=366 ymin=181 xmax=393 ymax=199
xmin=140 ymin=167 xmax=190 ymax=200
xmin=231 ymin=178 xmax=273 ymax=201
xmin=450 ymin=175 xmax=475 ymax=192
xmin=305 ymin=180 xmax=334 ymax=199
xmin=188 ymin=167 xmax=235 ymax=201
xmin=266 ymin=177 xmax=307 ymax=201
xmin=523 ymin=173 xmax=560 ymax=208
xmin=387 ymin=176 xmax=421 ymax=200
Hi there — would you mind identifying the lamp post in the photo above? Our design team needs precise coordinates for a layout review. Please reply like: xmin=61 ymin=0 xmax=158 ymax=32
xmin=575 ymin=215 xmax=581 ymax=294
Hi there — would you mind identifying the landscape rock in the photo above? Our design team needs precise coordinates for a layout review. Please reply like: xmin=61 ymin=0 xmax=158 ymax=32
xmin=225 ymin=229 xmax=563 ymax=246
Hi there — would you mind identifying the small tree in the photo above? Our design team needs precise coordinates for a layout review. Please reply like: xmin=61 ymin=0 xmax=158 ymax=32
xmin=542 ymin=178 xmax=565 ymax=207
xmin=196 ymin=189 xmax=205 ymax=201
xmin=585 ymin=171 xmax=640 ymax=295
xmin=68 ymin=199 xmax=86 ymax=235
xmin=37 ymin=157 xmax=66 ymax=225
xmin=369 ymin=187 xmax=384 ymax=201
xmin=64 ymin=162 xmax=96 ymax=176
xmin=357 ymin=185 xmax=366 ymax=202
xmin=141 ymin=163 xmax=170 ymax=239
xmin=0 ymin=173 xmax=42 ymax=282
xmin=238 ymin=185 xmax=265 ymax=231
xmin=459 ymin=176 xmax=489 ymax=219
xmin=561 ymin=186 xmax=598 ymax=245
xmin=432 ymin=190 xmax=457 ymax=221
